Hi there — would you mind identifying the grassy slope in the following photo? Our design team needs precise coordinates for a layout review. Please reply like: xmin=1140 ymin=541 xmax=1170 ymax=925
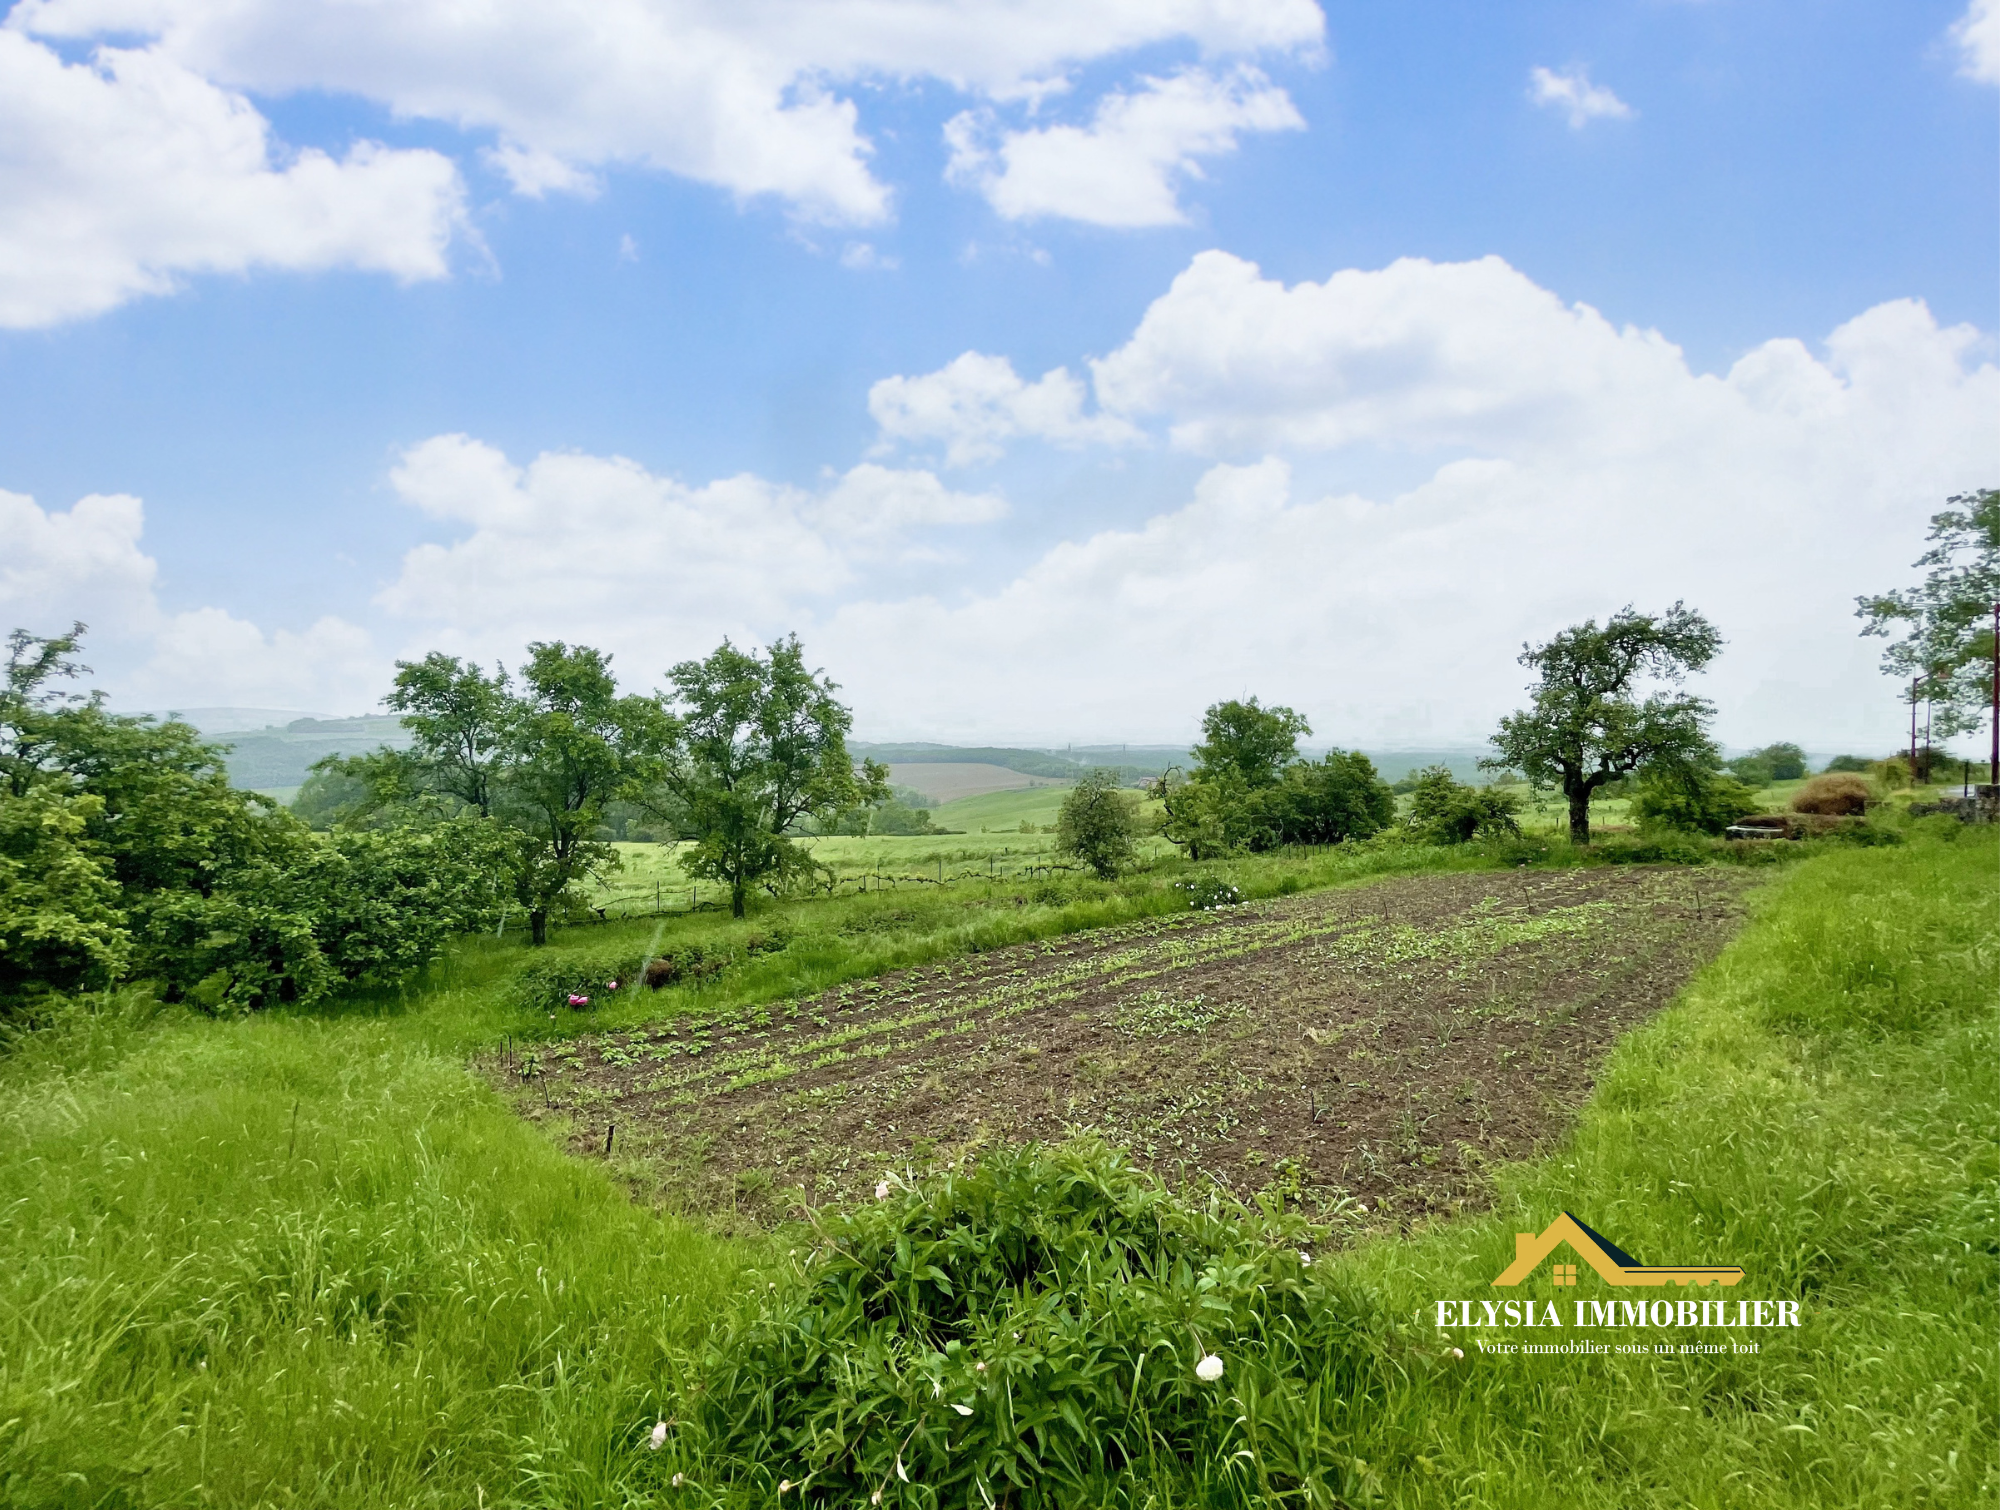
xmin=0 ymin=833 xmax=1989 ymax=1507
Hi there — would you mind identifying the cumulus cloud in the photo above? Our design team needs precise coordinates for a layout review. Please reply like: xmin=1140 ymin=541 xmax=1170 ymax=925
xmin=824 ymin=258 xmax=1998 ymax=747
xmin=376 ymin=436 xmax=1007 ymax=665
xmin=869 ymin=352 xmax=1141 ymax=466
xmin=1089 ymin=251 xmax=1696 ymax=454
xmin=944 ymin=65 xmax=1304 ymax=226
xmin=12 ymin=0 xmax=1324 ymax=233
xmin=0 ymin=484 xmax=381 ymax=709
xmin=1527 ymin=65 xmax=1633 ymax=128
xmin=1952 ymin=0 xmax=2000 ymax=84
xmin=0 ymin=31 xmax=464 ymax=328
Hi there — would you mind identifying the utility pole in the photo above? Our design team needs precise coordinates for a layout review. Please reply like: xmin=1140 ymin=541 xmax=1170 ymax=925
xmin=1909 ymin=678 xmax=1919 ymax=783
xmin=1991 ymin=601 xmax=1998 ymax=787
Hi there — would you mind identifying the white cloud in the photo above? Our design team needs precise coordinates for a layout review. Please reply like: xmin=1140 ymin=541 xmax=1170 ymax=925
xmin=0 ymin=31 xmax=465 ymax=328
xmin=376 ymin=436 xmax=1006 ymax=665
xmin=813 ymin=463 xmax=1004 ymax=541
xmin=12 ymin=0 xmax=1324 ymax=233
xmin=822 ymin=260 xmax=1997 ymax=749
xmin=944 ymin=65 xmax=1303 ymax=226
xmin=1527 ymin=65 xmax=1634 ymax=128
xmin=1951 ymin=0 xmax=2000 ymax=84
xmin=1089 ymin=251 xmax=1695 ymax=454
xmin=869 ymin=352 xmax=1142 ymax=466
xmin=0 ymin=484 xmax=381 ymax=709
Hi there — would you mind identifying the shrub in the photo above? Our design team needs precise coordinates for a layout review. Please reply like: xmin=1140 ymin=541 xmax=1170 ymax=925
xmin=1629 ymin=766 xmax=1760 ymax=835
xmin=687 ymin=1144 xmax=1380 ymax=1507
xmin=509 ymin=949 xmax=642 ymax=1013
xmin=1792 ymin=772 xmax=1872 ymax=816
xmin=1175 ymin=875 xmax=1242 ymax=910
xmin=1405 ymin=767 xmax=1521 ymax=844
xmin=1821 ymin=754 xmax=1872 ymax=773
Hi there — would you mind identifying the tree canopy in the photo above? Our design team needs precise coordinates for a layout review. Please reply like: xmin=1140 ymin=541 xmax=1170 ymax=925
xmin=1154 ymin=699 xmax=1392 ymax=858
xmin=2 ymin=624 xmax=504 ymax=1013
xmin=652 ymin=635 xmax=882 ymax=917
xmin=1856 ymin=488 xmax=1999 ymax=745
xmin=1488 ymin=603 xmax=1723 ymax=845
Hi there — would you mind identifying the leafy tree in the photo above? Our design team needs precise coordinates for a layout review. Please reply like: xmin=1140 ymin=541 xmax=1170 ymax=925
xmin=1756 ymin=742 xmax=1808 ymax=782
xmin=1404 ymin=766 xmax=1521 ymax=844
xmin=1488 ymin=603 xmax=1724 ymax=845
xmin=0 ymin=787 xmax=129 ymax=1002
xmin=653 ymin=636 xmax=883 ymax=918
xmin=1856 ymin=488 xmax=1999 ymax=743
xmin=379 ymin=644 xmax=666 ymax=944
xmin=1822 ymin=755 xmax=1872 ymax=774
xmin=385 ymin=652 xmax=514 ymax=816
xmin=1148 ymin=767 xmax=1245 ymax=860
xmin=1056 ymin=771 xmax=1140 ymax=878
xmin=1630 ymin=766 xmax=1761 ymax=836
xmin=1190 ymin=698 xmax=1310 ymax=789
xmin=1 ymin=623 xmax=516 ymax=1009
xmin=1246 ymin=750 xmax=1395 ymax=846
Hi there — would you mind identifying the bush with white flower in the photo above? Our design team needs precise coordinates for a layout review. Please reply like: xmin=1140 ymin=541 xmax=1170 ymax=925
xmin=684 ymin=1142 xmax=1383 ymax=1507
xmin=1175 ymin=875 xmax=1244 ymax=911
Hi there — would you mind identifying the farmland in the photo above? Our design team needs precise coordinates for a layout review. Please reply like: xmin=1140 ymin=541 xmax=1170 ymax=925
xmin=513 ymin=866 xmax=1756 ymax=1220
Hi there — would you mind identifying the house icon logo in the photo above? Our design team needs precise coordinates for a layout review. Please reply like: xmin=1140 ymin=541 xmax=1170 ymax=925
xmin=1493 ymin=1212 xmax=1744 ymax=1289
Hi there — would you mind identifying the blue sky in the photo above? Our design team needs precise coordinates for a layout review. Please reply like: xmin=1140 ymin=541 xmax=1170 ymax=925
xmin=2 ymin=0 xmax=1995 ymax=749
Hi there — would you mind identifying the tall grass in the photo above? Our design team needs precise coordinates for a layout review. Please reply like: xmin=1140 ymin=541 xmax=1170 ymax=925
xmin=0 ymin=1007 xmax=750 ymax=1509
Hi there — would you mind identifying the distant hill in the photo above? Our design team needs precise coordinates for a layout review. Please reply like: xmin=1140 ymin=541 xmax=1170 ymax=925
xmin=184 ymin=715 xmax=413 ymax=791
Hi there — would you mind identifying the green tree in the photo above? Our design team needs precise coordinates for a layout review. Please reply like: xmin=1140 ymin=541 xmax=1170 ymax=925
xmin=1055 ymin=771 xmax=1140 ymax=878
xmin=1404 ymin=766 xmax=1521 ymax=844
xmin=1246 ymin=750 xmax=1395 ymax=846
xmin=653 ymin=636 xmax=883 ymax=918
xmin=380 ymin=645 xmax=665 ymax=944
xmin=1488 ymin=603 xmax=1724 ymax=845
xmin=1190 ymin=698 xmax=1309 ymax=788
xmin=1856 ymin=488 xmax=1999 ymax=747
xmin=0 ymin=787 xmax=129 ymax=1002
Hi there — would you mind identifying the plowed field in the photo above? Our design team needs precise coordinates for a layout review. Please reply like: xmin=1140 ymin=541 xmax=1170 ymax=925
xmin=496 ymin=865 xmax=1757 ymax=1222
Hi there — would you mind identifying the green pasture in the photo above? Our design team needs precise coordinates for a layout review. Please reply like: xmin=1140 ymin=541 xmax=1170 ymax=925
xmin=2 ymin=827 xmax=1991 ymax=1507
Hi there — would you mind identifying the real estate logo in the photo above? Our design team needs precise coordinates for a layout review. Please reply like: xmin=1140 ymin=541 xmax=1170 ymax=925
xmin=1492 ymin=1211 xmax=1744 ymax=1289
xmin=1432 ymin=1209 xmax=1795 ymax=1351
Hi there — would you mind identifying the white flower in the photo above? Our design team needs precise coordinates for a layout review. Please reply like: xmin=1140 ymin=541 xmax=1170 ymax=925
xmin=1354 ymin=1203 xmax=1368 ymax=1214
xmin=1448 ymin=1347 xmax=1465 ymax=1360
xmin=871 ymin=1493 xmax=882 ymax=1506
xmin=951 ymin=1403 xmax=973 ymax=1415
xmin=974 ymin=1360 xmax=987 ymax=1372
xmin=1298 ymin=1251 xmax=1313 ymax=1266
xmin=778 ymin=1480 xmax=793 ymax=1494
xmin=671 ymin=1472 xmax=684 ymax=1487
xmin=649 ymin=1420 xmax=669 ymax=1450
xmin=875 ymin=1180 xmax=892 ymax=1200
xmin=1195 ymin=1353 xmax=1225 ymax=1382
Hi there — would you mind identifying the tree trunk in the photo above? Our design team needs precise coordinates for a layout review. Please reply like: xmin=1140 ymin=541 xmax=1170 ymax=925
xmin=731 ymin=880 xmax=746 ymax=919
xmin=529 ymin=909 xmax=548 ymax=946
xmin=1567 ymin=786 xmax=1592 ymax=847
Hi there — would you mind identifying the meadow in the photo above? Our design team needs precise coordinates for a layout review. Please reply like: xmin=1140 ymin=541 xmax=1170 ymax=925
xmin=1 ymin=821 xmax=1991 ymax=1507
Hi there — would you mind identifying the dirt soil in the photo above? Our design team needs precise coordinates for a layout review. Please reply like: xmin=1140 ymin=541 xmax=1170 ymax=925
xmin=492 ymin=866 xmax=1759 ymax=1223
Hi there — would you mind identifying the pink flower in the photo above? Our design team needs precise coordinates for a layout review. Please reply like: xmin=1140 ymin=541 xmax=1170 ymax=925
xmin=568 ymin=994 xmax=590 ymax=1007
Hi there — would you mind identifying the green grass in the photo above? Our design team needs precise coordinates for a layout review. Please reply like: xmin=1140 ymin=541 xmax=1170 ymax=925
xmin=0 ymin=831 xmax=1989 ymax=1507
xmin=932 ymin=783 xmax=1074 ymax=831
